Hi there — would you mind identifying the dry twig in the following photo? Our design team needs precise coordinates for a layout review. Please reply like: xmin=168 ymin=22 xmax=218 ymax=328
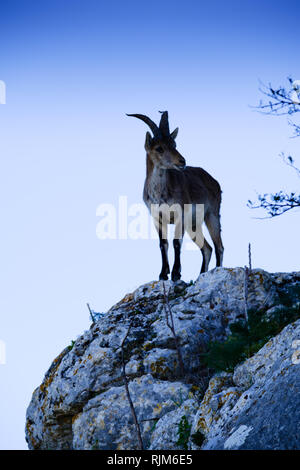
xmin=162 ymin=281 xmax=185 ymax=378
xmin=87 ymin=303 xmax=95 ymax=324
xmin=244 ymin=266 xmax=249 ymax=324
xmin=120 ymin=321 xmax=144 ymax=450
xmin=244 ymin=243 xmax=252 ymax=325
xmin=248 ymin=243 xmax=252 ymax=272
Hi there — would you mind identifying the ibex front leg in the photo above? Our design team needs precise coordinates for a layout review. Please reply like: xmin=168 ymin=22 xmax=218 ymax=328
xmin=155 ymin=213 xmax=169 ymax=281
xmin=171 ymin=214 xmax=185 ymax=282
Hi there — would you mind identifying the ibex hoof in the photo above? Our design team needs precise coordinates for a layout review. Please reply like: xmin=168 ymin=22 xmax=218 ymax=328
xmin=171 ymin=272 xmax=181 ymax=282
xmin=159 ymin=273 xmax=169 ymax=281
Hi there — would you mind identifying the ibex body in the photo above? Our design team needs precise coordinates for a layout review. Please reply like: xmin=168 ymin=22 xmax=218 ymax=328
xmin=127 ymin=111 xmax=224 ymax=281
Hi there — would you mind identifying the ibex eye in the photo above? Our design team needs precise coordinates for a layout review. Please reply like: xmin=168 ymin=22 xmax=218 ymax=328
xmin=156 ymin=146 xmax=163 ymax=154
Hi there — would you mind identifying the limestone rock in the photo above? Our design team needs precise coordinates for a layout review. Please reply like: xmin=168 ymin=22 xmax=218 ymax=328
xmin=192 ymin=320 xmax=300 ymax=450
xmin=25 ymin=268 xmax=300 ymax=450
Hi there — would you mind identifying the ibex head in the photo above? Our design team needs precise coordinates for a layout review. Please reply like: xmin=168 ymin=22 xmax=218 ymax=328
xmin=127 ymin=111 xmax=186 ymax=170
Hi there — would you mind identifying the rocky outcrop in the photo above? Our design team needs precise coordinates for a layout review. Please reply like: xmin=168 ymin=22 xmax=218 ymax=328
xmin=191 ymin=319 xmax=300 ymax=450
xmin=25 ymin=268 xmax=300 ymax=450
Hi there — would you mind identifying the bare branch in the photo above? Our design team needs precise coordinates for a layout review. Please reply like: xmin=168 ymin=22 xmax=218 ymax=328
xmin=248 ymin=191 xmax=300 ymax=218
xmin=87 ymin=303 xmax=95 ymax=324
xmin=161 ymin=281 xmax=185 ymax=378
xmin=287 ymin=120 xmax=300 ymax=138
xmin=120 ymin=321 xmax=144 ymax=450
xmin=244 ymin=266 xmax=249 ymax=325
xmin=279 ymin=152 xmax=300 ymax=178
xmin=252 ymin=78 xmax=300 ymax=140
xmin=253 ymin=78 xmax=300 ymax=116
xmin=248 ymin=152 xmax=300 ymax=217
xmin=248 ymin=243 xmax=252 ymax=272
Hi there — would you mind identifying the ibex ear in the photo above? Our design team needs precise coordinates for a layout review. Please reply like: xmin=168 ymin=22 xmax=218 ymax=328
xmin=144 ymin=131 xmax=153 ymax=151
xmin=170 ymin=127 xmax=179 ymax=140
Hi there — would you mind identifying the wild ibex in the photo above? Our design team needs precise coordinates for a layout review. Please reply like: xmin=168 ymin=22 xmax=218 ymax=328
xmin=127 ymin=111 xmax=224 ymax=281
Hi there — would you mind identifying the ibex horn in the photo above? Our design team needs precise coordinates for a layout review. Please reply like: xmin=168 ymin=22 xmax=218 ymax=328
xmin=126 ymin=113 xmax=160 ymax=136
xmin=159 ymin=110 xmax=170 ymax=136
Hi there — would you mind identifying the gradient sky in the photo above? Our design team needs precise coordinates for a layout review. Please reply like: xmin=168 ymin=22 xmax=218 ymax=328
xmin=1 ymin=0 xmax=300 ymax=449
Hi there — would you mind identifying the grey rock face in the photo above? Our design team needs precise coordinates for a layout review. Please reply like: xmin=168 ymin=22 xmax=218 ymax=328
xmin=149 ymin=398 xmax=199 ymax=450
xmin=73 ymin=375 xmax=191 ymax=450
xmin=25 ymin=268 xmax=300 ymax=450
xmin=193 ymin=320 xmax=300 ymax=450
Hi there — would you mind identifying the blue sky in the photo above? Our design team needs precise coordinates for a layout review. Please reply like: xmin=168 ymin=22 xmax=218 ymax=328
xmin=0 ymin=0 xmax=300 ymax=449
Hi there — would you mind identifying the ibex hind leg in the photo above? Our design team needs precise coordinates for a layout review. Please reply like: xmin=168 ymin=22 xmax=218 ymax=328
xmin=171 ymin=221 xmax=185 ymax=282
xmin=186 ymin=226 xmax=212 ymax=275
xmin=171 ymin=239 xmax=182 ymax=282
xmin=204 ymin=212 xmax=224 ymax=267
xmin=200 ymin=238 xmax=213 ymax=273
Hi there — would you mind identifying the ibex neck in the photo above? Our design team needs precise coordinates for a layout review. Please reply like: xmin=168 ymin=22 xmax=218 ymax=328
xmin=145 ymin=153 xmax=168 ymax=204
